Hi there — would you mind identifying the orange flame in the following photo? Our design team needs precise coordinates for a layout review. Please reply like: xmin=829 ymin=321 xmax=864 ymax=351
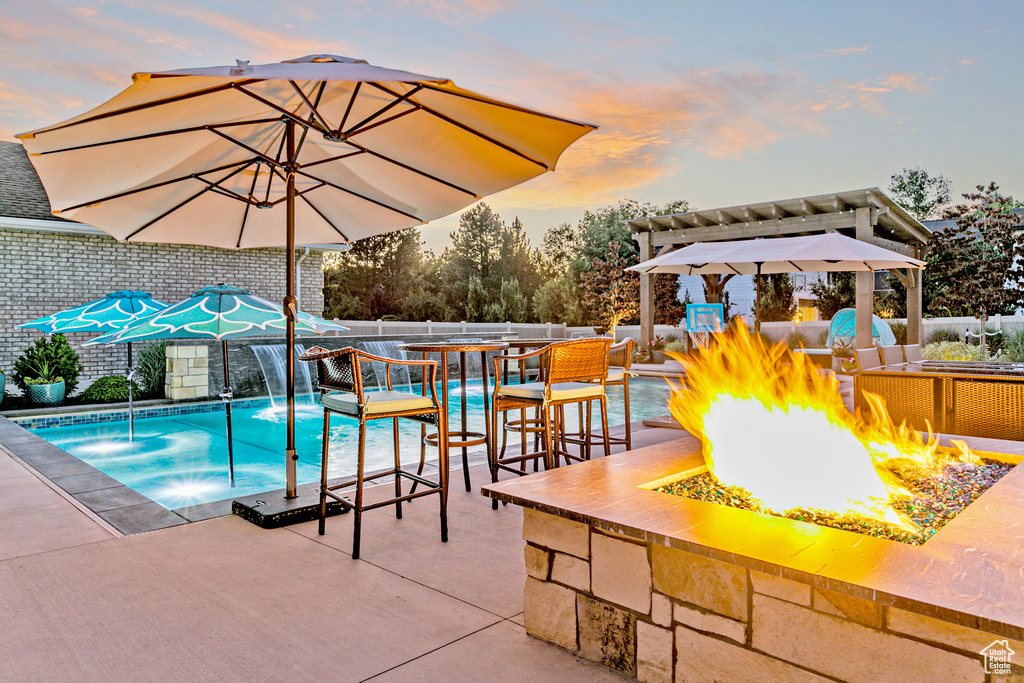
xmin=668 ymin=325 xmax=978 ymax=531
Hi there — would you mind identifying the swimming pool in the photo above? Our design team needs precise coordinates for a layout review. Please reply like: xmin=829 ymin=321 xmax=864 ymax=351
xmin=29 ymin=379 xmax=672 ymax=510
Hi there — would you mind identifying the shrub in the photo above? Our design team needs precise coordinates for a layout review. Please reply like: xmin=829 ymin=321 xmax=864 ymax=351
xmin=888 ymin=321 xmax=908 ymax=345
xmin=135 ymin=340 xmax=167 ymax=399
xmin=815 ymin=330 xmax=829 ymax=348
xmin=926 ymin=328 xmax=962 ymax=345
xmin=786 ymin=330 xmax=811 ymax=350
xmin=12 ymin=334 xmax=83 ymax=394
xmin=80 ymin=375 xmax=142 ymax=403
xmin=665 ymin=340 xmax=688 ymax=353
xmin=922 ymin=341 xmax=988 ymax=362
xmin=1003 ymin=329 xmax=1024 ymax=362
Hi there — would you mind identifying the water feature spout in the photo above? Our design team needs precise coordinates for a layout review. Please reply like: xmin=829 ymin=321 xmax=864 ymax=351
xmin=252 ymin=344 xmax=315 ymax=407
xmin=360 ymin=340 xmax=412 ymax=390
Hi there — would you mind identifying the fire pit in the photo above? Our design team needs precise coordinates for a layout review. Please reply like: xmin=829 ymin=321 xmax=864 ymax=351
xmin=660 ymin=458 xmax=1014 ymax=545
xmin=482 ymin=329 xmax=1024 ymax=682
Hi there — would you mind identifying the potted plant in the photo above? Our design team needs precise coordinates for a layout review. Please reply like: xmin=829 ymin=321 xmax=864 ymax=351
xmin=12 ymin=334 xmax=83 ymax=407
xmin=24 ymin=361 xmax=65 ymax=406
xmin=650 ymin=336 xmax=668 ymax=364
xmin=832 ymin=340 xmax=855 ymax=373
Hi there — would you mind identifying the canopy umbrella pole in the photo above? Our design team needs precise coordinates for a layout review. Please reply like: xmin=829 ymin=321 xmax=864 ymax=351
xmin=127 ymin=342 xmax=134 ymax=441
xmin=221 ymin=339 xmax=235 ymax=487
xmin=754 ymin=262 xmax=763 ymax=335
xmin=285 ymin=120 xmax=298 ymax=499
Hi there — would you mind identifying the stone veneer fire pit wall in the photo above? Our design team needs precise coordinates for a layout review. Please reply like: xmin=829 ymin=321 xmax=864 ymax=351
xmin=483 ymin=436 xmax=1024 ymax=683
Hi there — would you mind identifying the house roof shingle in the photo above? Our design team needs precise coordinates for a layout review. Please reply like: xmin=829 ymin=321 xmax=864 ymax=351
xmin=0 ymin=140 xmax=68 ymax=222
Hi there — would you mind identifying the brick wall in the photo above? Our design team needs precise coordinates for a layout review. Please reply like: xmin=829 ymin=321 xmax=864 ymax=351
xmin=0 ymin=228 xmax=325 ymax=388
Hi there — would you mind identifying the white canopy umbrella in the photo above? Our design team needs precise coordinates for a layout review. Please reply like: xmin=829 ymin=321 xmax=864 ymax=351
xmin=628 ymin=232 xmax=925 ymax=331
xmin=19 ymin=54 xmax=595 ymax=497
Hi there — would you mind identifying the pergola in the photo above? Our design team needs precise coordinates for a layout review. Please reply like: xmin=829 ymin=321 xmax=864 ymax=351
xmin=625 ymin=188 xmax=930 ymax=349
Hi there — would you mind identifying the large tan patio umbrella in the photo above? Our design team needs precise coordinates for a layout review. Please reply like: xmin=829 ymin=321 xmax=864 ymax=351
xmin=18 ymin=54 xmax=595 ymax=497
xmin=627 ymin=232 xmax=925 ymax=333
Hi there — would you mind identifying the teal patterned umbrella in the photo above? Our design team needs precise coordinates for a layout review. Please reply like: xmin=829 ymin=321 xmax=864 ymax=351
xmin=86 ymin=285 xmax=346 ymax=343
xmin=86 ymin=284 xmax=348 ymax=485
xmin=20 ymin=291 xmax=169 ymax=440
xmin=18 ymin=290 xmax=168 ymax=334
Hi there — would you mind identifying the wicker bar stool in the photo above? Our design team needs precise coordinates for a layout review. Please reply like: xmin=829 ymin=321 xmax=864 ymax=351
xmin=299 ymin=346 xmax=448 ymax=560
xmin=490 ymin=338 xmax=612 ymax=490
xmin=560 ymin=337 xmax=637 ymax=457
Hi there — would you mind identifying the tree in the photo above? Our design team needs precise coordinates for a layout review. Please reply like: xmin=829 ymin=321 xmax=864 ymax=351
xmin=438 ymin=204 xmax=542 ymax=321
xmin=653 ymin=274 xmax=687 ymax=325
xmin=533 ymin=274 xmax=587 ymax=326
xmin=484 ymin=279 xmax=530 ymax=322
xmin=809 ymin=272 xmax=856 ymax=320
xmin=756 ymin=274 xmax=797 ymax=322
xmin=889 ymin=167 xmax=952 ymax=221
xmin=928 ymin=183 xmax=1024 ymax=354
xmin=579 ymin=245 xmax=640 ymax=334
xmin=323 ymin=228 xmax=431 ymax=319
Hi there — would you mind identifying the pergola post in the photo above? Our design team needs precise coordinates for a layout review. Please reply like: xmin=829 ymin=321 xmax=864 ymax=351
xmin=637 ymin=231 xmax=654 ymax=350
xmin=854 ymin=207 xmax=874 ymax=349
xmin=905 ymin=268 xmax=923 ymax=345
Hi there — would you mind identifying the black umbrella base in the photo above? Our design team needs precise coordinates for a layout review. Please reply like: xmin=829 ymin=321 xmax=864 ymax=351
xmin=232 ymin=483 xmax=348 ymax=529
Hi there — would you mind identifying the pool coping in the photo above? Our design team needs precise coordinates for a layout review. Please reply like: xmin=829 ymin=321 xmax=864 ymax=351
xmin=1 ymin=379 xmax=660 ymax=535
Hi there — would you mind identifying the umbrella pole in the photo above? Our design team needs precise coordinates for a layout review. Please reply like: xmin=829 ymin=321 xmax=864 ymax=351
xmin=285 ymin=121 xmax=298 ymax=498
xmin=755 ymin=262 xmax=763 ymax=335
xmin=127 ymin=342 xmax=134 ymax=441
xmin=222 ymin=339 xmax=235 ymax=487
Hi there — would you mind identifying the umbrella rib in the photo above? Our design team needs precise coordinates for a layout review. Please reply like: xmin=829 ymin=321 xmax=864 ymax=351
xmin=343 ymin=139 xmax=478 ymax=197
xmin=342 ymin=85 xmax=424 ymax=137
xmin=368 ymin=82 xmax=549 ymax=170
xmin=294 ymin=81 xmax=328 ymax=160
xmin=29 ymin=118 xmax=284 ymax=156
xmin=237 ymin=160 xmax=261 ymax=247
xmin=207 ymin=128 xmax=282 ymax=167
xmin=346 ymin=106 xmax=420 ymax=138
xmin=414 ymin=81 xmax=597 ymax=129
xmin=25 ymin=79 xmax=263 ymax=136
xmin=338 ymin=82 xmax=362 ymax=132
xmin=289 ymin=80 xmax=332 ymax=132
xmin=267 ymin=180 xmax=327 ymax=204
xmin=56 ymin=159 xmax=255 ymax=213
xmin=788 ymin=261 xmax=805 ymax=272
xmin=300 ymin=149 xmax=365 ymax=169
xmin=291 ymin=167 xmax=423 ymax=222
xmin=124 ymin=164 xmax=252 ymax=240
xmin=296 ymin=194 xmax=351 ymax=242
xmin=231 ymin=84 xmax=328 ymax=135
xmin=125 ymin=185 xmax=216 ymax=241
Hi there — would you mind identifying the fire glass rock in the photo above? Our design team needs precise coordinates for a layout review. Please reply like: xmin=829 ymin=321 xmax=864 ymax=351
xmin=659 ymin=460 xmax=1014 ymax=545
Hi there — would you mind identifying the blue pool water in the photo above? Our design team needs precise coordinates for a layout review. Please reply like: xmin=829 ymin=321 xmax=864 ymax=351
xmin=30 ymin=379 xmax=672 ymax=510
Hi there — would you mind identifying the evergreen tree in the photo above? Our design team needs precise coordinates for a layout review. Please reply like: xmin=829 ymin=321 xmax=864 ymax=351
xmin=756 ymin=274 xmax=797 ymax=322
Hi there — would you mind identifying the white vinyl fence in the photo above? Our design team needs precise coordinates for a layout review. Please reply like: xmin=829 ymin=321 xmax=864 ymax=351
xmin=327 ymin=316 xmax=1024 ymax=349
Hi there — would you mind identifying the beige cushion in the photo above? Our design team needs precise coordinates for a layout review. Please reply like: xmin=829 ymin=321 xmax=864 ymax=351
xmin=606 ymin=366 xmax=627 ymax=383
xmin=498 ymin=381 xmax=604 ymax=402
xmin=321 ymin=390 xmax=436 ymax=416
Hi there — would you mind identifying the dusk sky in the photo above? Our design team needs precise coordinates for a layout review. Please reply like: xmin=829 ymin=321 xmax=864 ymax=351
xmin=2 ymin=0 xmax=1021 ymax=251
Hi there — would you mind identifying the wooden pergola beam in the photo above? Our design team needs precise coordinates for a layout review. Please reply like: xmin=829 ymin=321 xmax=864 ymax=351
xmin=648 ymin=211 xmax=857 ymax=247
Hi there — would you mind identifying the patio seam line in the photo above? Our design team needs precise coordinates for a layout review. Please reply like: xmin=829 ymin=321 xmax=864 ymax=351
xmin=357 ymin=618 xmax=507 ymax=683
xmin=0 ymin=443 xmax=123 ymax=538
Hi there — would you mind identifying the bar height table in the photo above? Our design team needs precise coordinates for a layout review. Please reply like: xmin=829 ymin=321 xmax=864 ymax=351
xmin=401 ymin=341 xmax=509 ymax=492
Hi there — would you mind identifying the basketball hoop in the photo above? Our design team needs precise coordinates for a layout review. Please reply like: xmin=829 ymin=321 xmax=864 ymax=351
xmin=689 ymin=330 xmax=711 ymax=349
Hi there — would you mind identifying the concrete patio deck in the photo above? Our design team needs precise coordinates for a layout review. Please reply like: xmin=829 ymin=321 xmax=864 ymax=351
xmin=0 ymin=421 xmax=679 ymax=681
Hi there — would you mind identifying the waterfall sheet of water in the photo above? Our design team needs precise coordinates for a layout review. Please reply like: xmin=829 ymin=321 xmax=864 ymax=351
xmin=446 ymin=337 xmax=486 ymax=377
xmin=360 ymin=340 xmax=412 ymax=390
xmin=251 ymin=344 xmax=315 ymax=407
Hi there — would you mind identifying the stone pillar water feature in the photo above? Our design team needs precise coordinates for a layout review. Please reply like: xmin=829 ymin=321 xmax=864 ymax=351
xmin=165 ymin=344 xmax=209 ymax=400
